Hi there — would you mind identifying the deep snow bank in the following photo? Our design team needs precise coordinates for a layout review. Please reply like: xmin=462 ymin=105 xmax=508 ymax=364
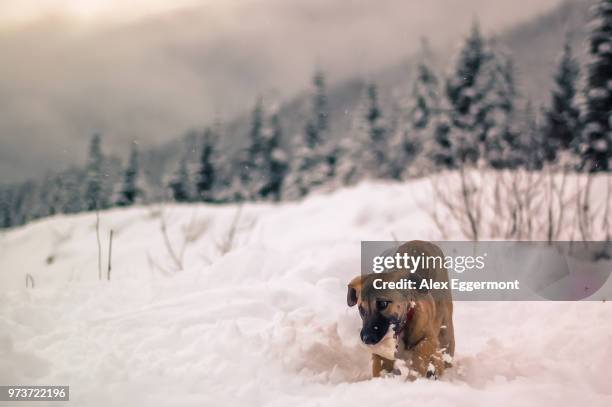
xmin=1 ymin=180 xmax=611 ymax=407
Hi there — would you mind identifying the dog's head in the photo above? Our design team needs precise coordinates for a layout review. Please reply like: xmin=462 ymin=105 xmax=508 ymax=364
xmin=347 ymin=272 xmax=426 ymax=345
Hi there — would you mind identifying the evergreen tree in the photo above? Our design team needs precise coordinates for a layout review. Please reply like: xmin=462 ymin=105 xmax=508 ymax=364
xmin=196 ymin=129 xmax=217 ymax=202
xmin=240 ymin=99 xmax=289 ymax=201
xmin=10 ymin=182 xmax=35 ymax=226
xmin=336 ymin=83 xmax=386 ymax=184
xmin=482 ymin=51 xmax=522 ymax=169
xmin=520 ymin=101 xmax=546 ymax=170
xmin=169 ymin=156 xmax=191 ymax=203
xmin=432 ymin=116 xmax=454 ymax=168
xmin=364 ymin=84 xmax=389 ymax=177
xmin=260 ymin=113 xmax=289 ymax=201
xmin=35 ymin=174 xmax=57 ymax=218
xmin=240 ymin=99 xmax=266 ymax=200
xmin=285 ymin=71 xmax=333 ymax=198
xmin=62 ymin=168 xmax=84 ymax=214
xmin=385 ymin=105 xmax=414 ymax=180
xmin=307 ymin=71 xmax=329 ymax=143
xmin=542 ymin=40 xmax=581 ymax=163
xmin=335 ymin=131 xmax=361 ymax=186
xmin=435 ymin=22 xmax=493 ymax=167
xmin=0 ymin=188 xmax=12 ymax=228
xmin=581 ymin=0 xmax=612 ymax=172
xmin=116 ymin=142 xmax=142 ymax=207
xmin=84 ymin=133 xmax=109 ymax=211
xmin=47 ymin=174 xmax=65 ymax=215
xmin=395 ymin=49 xmax=440 ymax=178
xmin=410 ymin=60 xmax=440 ymax=132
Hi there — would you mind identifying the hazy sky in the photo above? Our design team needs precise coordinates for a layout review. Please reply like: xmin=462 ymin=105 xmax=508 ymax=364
xmin=1 ymin=0 xmax=200 ymax=24
xmin=1 ymin=0 xmax=562 ymax=25
xmin=0 ymin=0 xmax=564 ymax=183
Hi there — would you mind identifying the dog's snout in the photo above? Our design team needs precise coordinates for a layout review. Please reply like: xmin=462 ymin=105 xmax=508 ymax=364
xmin=360 ymin=329 xmax=375 ymax=345
xmin=360 ymin=314 xmax=390 ymax=345
xmin=360 ymin=326 xmax=382 ymax=345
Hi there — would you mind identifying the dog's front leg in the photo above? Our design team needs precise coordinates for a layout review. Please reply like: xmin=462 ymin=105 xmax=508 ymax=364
xmin=371 ymin=353 xmax=383 ymax=377
xmin=381 ymin=356 xmax=395 ymax=374
xmin=410 ymin=337 xmax=445 ymax=379
xmin=396 ymin=337 xmax=444 ymax=379
xmin=371 ymin=354 xmax=395 ymax=377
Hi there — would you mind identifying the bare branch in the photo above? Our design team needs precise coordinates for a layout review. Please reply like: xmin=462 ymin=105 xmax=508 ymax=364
xmin=107 ymin=230 xmax=114 ymax=281
xmin=96 ymin=210 xmax=102 ymax=280
xmin=25 ymin=273 xmax=35 ymax=288
xmin=216 ymin=206 xmax=243 ymax=255
xmin=159 ymin=208 xmax=183 ymax=271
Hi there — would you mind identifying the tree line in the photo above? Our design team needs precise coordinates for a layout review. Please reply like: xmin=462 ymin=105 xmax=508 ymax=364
xmin=1 ymin=0 xmax=610 ymax=229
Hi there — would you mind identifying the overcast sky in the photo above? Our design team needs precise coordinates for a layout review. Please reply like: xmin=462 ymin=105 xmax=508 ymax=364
xmin=1 ymin=0 xmax=200 ymax=25
xmin=0 ymin=0 xmax=564 ymax=182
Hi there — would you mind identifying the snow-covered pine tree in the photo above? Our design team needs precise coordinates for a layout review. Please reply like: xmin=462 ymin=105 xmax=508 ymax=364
xmin=432 ymin=113 xmax=454 ymax=168
xmin=409 ymin=48 xmax=441 ymax=132
xmin=116 ymin=142 xmax=142 ymax=207
xmin=364 ymin=84 xmax=390 ymax=178
xmin=334 ymin=125 xmax=361 ymax=186
xmin=3 ymin=186 xmax=19 ymax=227
xmin=481 ymin=50 xmax=522 ymax=169
xmin=523 ymin=101 xmax=546 ymax=170
xmin=240 ymin=98 xmax=267 ymax=200
xmin=46 ymin=174 xmax=66 ymax=216
xmin=213 ymin=151 xmax=243 ymax=204
xmin=61 ymin=168 xmax=84 ymax=214
xmin=284 ymin=71 xmax=333 ymax=199
xmin=542 ymin=39 xmax=581 ymax=163
xmin=169 ymin=155 xmax=191 ymax=203
xmin=337 ymin=82 xmax=393 ymax=184
xmin=580 ymin=0 xmax=612 ymax=172
xmin=240 ymin=100 xmax=289 ymax=201
xmin=84 ymin=133 xmax=109 ymax=211
xmin=260 ymin=113 xmax=289 ymax=201
xmin=435 ymin=22 xmax=493 ymax=168
xmin=34 ymin=174 xmax=57 ymax=218
xmin=395 ymin=46 xmax=440 ymax=178
xmin=308 ymin=71 xmax=329 ymax=143
xmin=196 ymin=128 xmax=217 ymax=203
xmin=0 ymin=187 xmax=12 ymax=228
xmin=8 ymin=182 xmax=35 ymax=226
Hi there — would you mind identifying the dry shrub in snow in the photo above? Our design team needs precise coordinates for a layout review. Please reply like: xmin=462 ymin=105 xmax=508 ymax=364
xmin=429 ymin=167 xmax=612 ymax=247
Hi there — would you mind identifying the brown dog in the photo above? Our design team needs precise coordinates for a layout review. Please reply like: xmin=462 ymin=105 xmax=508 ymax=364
xmin=347 ymin=240 xmax=455 ymax=379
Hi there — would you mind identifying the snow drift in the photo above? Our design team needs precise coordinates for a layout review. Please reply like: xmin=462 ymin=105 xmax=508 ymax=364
xmin=1 ymin=180 xmax=611 ymax=406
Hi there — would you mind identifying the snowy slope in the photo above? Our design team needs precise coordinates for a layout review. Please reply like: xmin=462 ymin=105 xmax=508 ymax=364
xmin=1 ymin=180 xmax=611 ymax=407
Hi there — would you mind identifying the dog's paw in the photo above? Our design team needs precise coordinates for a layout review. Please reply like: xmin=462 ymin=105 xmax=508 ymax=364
xmin=426 ymin=363 xmax=438 ymax=380
xmin=442 ymin=351 xmax=453 ymax=368
xmin=407 ymin=369 xmax=420 ymax=381
xmin=379 ymin=368 xmax=401 ymax=378
xmin=379 ymin=369 xmax=393 ymax=378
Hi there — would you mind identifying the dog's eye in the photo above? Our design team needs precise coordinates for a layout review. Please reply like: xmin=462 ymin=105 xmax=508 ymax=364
xmin=376 ymin=300 xmax=389 ymax=310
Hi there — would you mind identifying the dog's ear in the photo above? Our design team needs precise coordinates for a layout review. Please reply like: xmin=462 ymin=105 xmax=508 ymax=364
xmin=347 ymin=275 xmax=363 ymax=307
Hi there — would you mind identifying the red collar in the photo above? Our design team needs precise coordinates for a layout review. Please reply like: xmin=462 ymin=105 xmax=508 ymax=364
xmin=393 ymin=305 xmax=415 ymax=339
xmin=406 ymin=305 xmax=415 ymax=322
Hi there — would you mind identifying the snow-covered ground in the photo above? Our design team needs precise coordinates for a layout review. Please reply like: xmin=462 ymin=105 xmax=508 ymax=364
xmin=1 ymin=180 xmax=611 ymax=407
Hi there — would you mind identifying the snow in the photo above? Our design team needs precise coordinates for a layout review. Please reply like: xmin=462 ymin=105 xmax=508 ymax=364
xmin=1 ymin=180 xmax=611 ymax=407
xmin=594 ymin=139 xmax=609 ymax=152
xmin=588 ymin=87 xmax=608 ymax=99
